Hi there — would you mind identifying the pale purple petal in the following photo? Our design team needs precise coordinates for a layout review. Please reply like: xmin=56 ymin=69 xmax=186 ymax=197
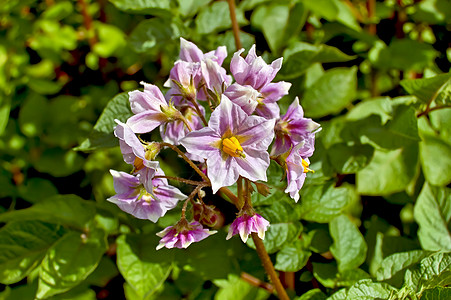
xmin=260 ymin=81 xmax=291 ymax=103
xmin=179 ymin=37 xmax=204 ymax=62
xmin=126 ymin=111 xmax=167 ymax=134
xmin=181 ymin=127 xmax=220 ymax=159
xmin=226 ymin=213 xmax=270 ymax=243
xmin=201 ymin=59 xmax=227 ymax=94
xmin=128 ymin=83 xmax=167 ymax=114
xmin=224 ymin=83 xmax=260 ymax=115
xmin=206 ymin=153 xmax=240 ymax=193
xmin=233 ymin=147 xmax=270 ymax=183
xmin=255 ymin=101 xmax=280 ymax=119
xmin=205 ymin=45 xmax=228 ymax=65
xmin=209 ymin=95 xmax=248 ymax=136
xmin=156 ymin=221 xmax=216 ymax=250
xmin=235 ymin=116 xmax=275 ymax=150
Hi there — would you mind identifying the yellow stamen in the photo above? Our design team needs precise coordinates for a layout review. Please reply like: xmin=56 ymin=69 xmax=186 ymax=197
xmin=134 ymin=157 xmax=144 ymax=170
xmin=302 ymin=158 xmax=314 ymax=173
xmin=222 ymin=136 xmax=245 ymax=158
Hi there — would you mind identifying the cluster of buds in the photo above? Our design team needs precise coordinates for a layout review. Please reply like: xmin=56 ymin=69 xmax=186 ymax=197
xmin=108 ymin=38 xmax=320 ymax=249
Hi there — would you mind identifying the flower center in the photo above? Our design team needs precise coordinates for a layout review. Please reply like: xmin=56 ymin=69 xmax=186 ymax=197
xmin=301 ymin=158 xmax=314 ymax=173
xmin=222 ymin=136 xmax=245 ymax=158
xmin=134 ymin=157 xmax=144 ymax=170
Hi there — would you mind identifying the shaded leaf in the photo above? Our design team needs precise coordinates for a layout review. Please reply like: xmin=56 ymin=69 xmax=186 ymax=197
xmin=330 ymin=215 xmax=367 ymax=272
xmin=414 ymin=183 xmax=451 ymax=251
xmin=401 ymin=73 xmax=451 ymax=104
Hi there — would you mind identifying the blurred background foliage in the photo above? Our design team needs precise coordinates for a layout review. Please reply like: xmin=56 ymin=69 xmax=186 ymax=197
xmin=0 ymin=0 xmax=450 ymax=299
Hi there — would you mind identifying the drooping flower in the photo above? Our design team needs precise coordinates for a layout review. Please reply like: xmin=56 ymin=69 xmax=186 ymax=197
xmin=181 ymin=95 xmax=275 ymax=193
xmin=272 ymin=97 xmax=321 ymax=156
xmin=226 ymin=213 xmax=270 ymax=243
xmin=284 ymin=140 xmax=315 ymax=202
xmin=226 ymin=45 xmax=290 ymax=117
xmin=108 ymin=168 xmax=186 ymax=222
xmin=126 ymin=82 xmax=182 ymax=134
xmin=156 ymin=219 xmax=216 ymax=250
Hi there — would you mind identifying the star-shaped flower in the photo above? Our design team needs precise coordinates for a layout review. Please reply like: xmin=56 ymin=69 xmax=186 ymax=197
xmin=181 ymin=95 xmax=275 ymax=193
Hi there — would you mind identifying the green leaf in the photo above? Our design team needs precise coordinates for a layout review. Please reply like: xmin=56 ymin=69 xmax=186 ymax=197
xmin=177 ymin=0 xmax=211 ymax=17
xmin=297 ymin=289 xmax=327 ymax=300
xmin=345 ymin=279 xmax=398 ymax=299
xmin=213 ymin=274 xmax=270 ymax=300
xmin=330 ymin=215 xmax=367 ymax=272
xmin=128 ymin=18 xmax=179 ymax=54
xmin=33 ymin=148 xmax=84 ymax=177
xmin=346 ymin=97 xmax=393 ymax=124
xmin=18 ymin=94 xmax=48 ymax=137
xmin=75 ymin=93 xmax=132 ymax=151
xmin=36 ymin=229 xmax=107 ymax=299
xmin=116 ymin=234 xmax=173 ymax=300
xmin=421 ymin=287 xmax=451 ymax=300
xmin=327 ymin=143 xmax=374 ymax=174
xmin=400 ymin=73 xmax=451 ymax=104
xmin=299 ymin=182 xmax=357 ymax=223
xmin=434 ymin=76 xmax=451 ymax=105
xmin=420 ymin=133 xmax=451 ymax=186
xmin=313 ymin=263 xmax=370 ymax=288
xmin=92 ymin=23 xmax=126 ymax=58
xmin=108 ymin=0 xmax=170 ymax=15
xmin=0 ymin=94 xmax=10 ymax=136
xmin=370 ymin=39 xmax=438 ymax=71
xmin=302 ymin=67 xmax=357 ymax=118
xmin=0 ymin=194 xmax=96 ymax=230
xmin=280 ymin=42 xmax=355 ymax=79
xmin=356 ymin=144 xmax=419 ymax=195
xmin=404 ymin=252 xmax=451 ymax=292
xmin=376 ymin=250 xmax=431 ymax=285
xmin=275 ymin=240 xmax=311 ymax=272
xmin=18 ymin=178 xmax=58 ymax=203
xmin=196 ymin=1 xmax=247 ymax=35
xmin=360 ymin=105 xmax=421 ymax=149
xmin=0 ymin=221 xmax=65 ymax=285
xmin=414 ymin=183 xmax=451 ymax=251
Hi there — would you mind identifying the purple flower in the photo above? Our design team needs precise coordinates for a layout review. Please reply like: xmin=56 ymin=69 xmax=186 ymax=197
xmin=226 ymin=213 xmax=270 ymax=243
xmin=272 ymin=97 xmax=321 ymax=156
xmin=156 ymin=219 xmax=216 ymax=250
xmin=181 ymin=95 xmax=275 ymax=193
xmin=164 ymin=61 xmax=202 ymax=105
xmin=108 ymin=169 xmax=186 ymax=222
xmin=230 ymin=45 xmax=282 ymax=90
xmin=226 ymin=46 xmax=290 ymax=117
xmin=179 ymin=37 xmax=227 ymax=66
xmin=160 ymin=105 xmax=205 ymax=145
xmin=126 ymin=82 xmax=181 ymax=134
xmin=284 ymin=141 xmax=314 ymax=202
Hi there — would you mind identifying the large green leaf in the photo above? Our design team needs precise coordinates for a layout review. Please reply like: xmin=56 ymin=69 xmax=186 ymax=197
xmin=404 ymin=252 xmax=451 ymax=292
xmin=420 ymin=133 xmax=451 ymax=186
xmin=299 ymin=182 xmax=357 ymax=223
xmin=327 ymin=143 xmax=374 ymax=174
xmin=108 ymin=0 xmax=170 ymax=15
xmin=128 ymin=18 xmax=179 ymax=54
xmin=280 ymin=42 xmax=355 ymax=79
xmin=356 ymin=144 xmax=418 ymax=195
xmin=116 ymin=234 xmax=173 ymax=300
xmin=0 ymin=194 xmax=96 ymax=230
xmin=297 ymin=289 xmax=327 ymax=300
xmin=36 ymin=229 xmax=107 ymax=299
xmin=330 ymin=215 xmax=367 ymax=272
xmin=401 ymin=73 xmax=451 ymax=104
xmin=421 ymin=287 xmax=451 ymax=300
xmin=0 ymin=221 xmax=65 ymax=284
xmin=313 ymin=263 xmax=370 ymax=288
xmin=195 ymin=1 xmax=247 ymax=35
xmin=302 ymin=67 xmax=357 ymax=118
xmin=376 ymin=250 xmax=431 ymax=286
xmin=335 ymin=279 xmax=398 ymax=299
xmin=414 ymin=183 xmax=451 ymax=251
xmin=75 ymin=93 xmax=132 ymax=151
xmin=275 ymin=240 xmax=311 ymax=272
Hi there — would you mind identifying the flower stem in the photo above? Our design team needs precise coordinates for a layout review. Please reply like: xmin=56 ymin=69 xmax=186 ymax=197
xmin=189 ymin=98 xmax=208 ymax=126
xmin=251 ymin=233 xmax=290 ymax=300
xmin=178 ymin=115 xmax=193 ymax=132
xmin=242 ymin=178 xmax=289 ymax=299
xmin=161 ymin=142 xmax=210 ymax=184
xmin=227 ymin=0 xmax=242 ymax=50
xmin=417 ymin=104 xmax=451 ymax=117
xmin=153 ymin=175 xmax=207 ymax=186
